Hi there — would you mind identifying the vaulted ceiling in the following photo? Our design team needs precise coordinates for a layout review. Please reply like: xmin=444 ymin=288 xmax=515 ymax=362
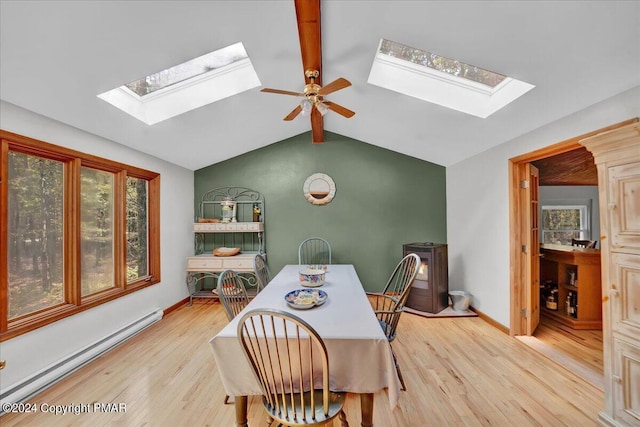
xmin=1 ymin=1 xmax=638 ymax=171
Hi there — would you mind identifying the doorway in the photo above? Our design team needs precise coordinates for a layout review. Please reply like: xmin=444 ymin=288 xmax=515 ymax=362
xmin=508 ymin=120 xmax=637 ymax=386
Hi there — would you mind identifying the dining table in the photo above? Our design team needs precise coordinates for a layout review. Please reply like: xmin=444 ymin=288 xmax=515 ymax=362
xmin=209 ymin=264 xmax=402 ymax=427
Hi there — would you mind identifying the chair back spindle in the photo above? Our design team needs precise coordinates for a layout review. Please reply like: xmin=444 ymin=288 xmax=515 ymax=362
xmin=217 ymin=270 xmax=250 ymax=321
xmin=237 ymin=309 xmax=348 ymax=426
xmin=253 ymin=253 xmax=271 ymax=292
xmin=298 ymin=237 xmax=332 ymax=265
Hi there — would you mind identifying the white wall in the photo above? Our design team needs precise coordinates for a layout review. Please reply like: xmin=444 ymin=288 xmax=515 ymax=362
xmin=539 ymin=186 xmax=600 ymax=244
xmin=446 ymin=85 xmax=640 ymax=328
xmin=0 ymin=101 xmax=194 ymax=390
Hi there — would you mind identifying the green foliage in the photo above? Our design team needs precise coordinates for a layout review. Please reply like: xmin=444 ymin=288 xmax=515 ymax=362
xmin=7 ymin=153 xmax=150 ymax=317
xmin=126 ymin=177 xmax=148 ymax=281
xmin=542 ymin=207 xmax=582 ymax=245
xmin=7 ymin=152 xmax=64 ymax=317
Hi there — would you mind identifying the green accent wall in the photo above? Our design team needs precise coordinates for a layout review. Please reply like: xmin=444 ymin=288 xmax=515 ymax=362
xmin=194 ymin=131 xmax=446 ymax=291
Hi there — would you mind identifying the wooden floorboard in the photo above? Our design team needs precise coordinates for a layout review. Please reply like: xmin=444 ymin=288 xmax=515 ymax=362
xmin=517 ymin=315 xmax=604 ymax=390
xmin=0 ymin=301 xmax=603 ymax=426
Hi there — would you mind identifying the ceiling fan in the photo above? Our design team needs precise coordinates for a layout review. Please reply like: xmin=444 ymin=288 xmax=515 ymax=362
xmin=260 ymin=0 xmax=355 ymax=144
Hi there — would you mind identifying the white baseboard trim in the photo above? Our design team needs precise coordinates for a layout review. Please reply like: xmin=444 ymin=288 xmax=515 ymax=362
xmin=0 ymin=309 xmax=163 ymax=410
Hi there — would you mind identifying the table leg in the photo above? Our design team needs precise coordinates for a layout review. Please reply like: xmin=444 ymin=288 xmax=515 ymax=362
xmin=234 ymin=395 xmax=248 ymax=427
xmin=360 ymin=393 xmax=374 ymax=427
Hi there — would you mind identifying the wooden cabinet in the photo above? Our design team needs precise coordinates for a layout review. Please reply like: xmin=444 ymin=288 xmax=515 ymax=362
xmin=580 ymin=121 xmax=640 ymax=427
xmin=540 ymin=244 xmax=602 ymax=329
xmin=186 ymin=187 xmax=265 ymax=304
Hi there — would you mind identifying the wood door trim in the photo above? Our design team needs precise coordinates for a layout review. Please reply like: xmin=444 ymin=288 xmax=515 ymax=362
xmin=508 ymin=118 xmax=638 ymax=336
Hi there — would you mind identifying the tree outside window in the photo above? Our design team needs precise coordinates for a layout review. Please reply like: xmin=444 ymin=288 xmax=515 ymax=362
xmin=1 ymin=130 xmax=160 ymax=341
xmin=7 ymin=152 xmax=64 ymax=318
xmin=541 ymin=205 xmax=589 ymax=245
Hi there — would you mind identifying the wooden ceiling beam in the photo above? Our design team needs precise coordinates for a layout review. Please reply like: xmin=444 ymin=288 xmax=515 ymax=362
xmin=295 ymin=0 xmax=324 ymax=143
xmin=295 ymin=0 xmax=322 ymax=86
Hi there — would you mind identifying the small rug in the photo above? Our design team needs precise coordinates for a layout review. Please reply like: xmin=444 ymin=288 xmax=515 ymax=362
xmin=404 ymin=306 xmax=478 ymax=318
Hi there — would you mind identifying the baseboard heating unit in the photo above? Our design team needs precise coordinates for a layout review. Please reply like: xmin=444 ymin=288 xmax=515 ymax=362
xmin=0 ymin=308 xmax=163 ymax=411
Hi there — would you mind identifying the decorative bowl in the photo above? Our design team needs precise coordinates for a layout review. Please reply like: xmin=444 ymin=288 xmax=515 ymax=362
xmin=299 ymin=268 xmax=326 ymax=287
xmin=213 ymin=247 xmax=240 ymax=257
xmin=285 ymin=289 xmax=328 ymax=309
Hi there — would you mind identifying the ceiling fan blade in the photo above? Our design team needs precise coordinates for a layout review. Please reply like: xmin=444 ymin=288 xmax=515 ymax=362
xmin=311 ymin=108 xmax=324 ymax=143
xmin=283 ymin=105 xmax=303 ymax=121
xmin=317 ymin=78 xmax=351 ymax=96
xmin=324 ymin=101 xmax=355 ymax=118
xmin=261 ymin=88 xmax=305 ymax=97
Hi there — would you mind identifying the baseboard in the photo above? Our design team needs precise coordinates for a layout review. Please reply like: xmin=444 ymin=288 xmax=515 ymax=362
xmin=404 ymin=305 xmax=478 ymax=318
xmin=598 ymin=411 xmax=622 ymax=426
xmin=470 ymin=306 xmax=510 ymax=334
xmin=0 ymin=309 xmax=162 ymax=410
xmin=164 ymin=297 xmax=190 ymax=316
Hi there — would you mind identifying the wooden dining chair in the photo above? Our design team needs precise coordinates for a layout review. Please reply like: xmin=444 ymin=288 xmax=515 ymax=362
xmin=217 ymin=270 xmax=250 ymax=320
xmin=298 ymin=237 xmax=332 ymax=265
xmin=237 ymin=308 xmax=349 ymax=427
xmin=253 ymin=253 xmax=271 ymax=292
xmin=216 ymin=269 xmax=250 ymax=404
xmin=571 ymin=238 xmax=597 ymax=249
xmin=366 ymin=253 xmax=420 ymax=391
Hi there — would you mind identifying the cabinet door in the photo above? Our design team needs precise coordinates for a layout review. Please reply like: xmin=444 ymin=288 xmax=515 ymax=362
xmin=611 ymin=253 xmax=640 ymax=340
xmin=609 ymin=162 xmax=640 ymax=250
xmin=612 ymin=338 xmax=640 ymax=425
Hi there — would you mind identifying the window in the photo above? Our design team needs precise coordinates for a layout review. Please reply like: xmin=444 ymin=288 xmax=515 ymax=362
xmin=123 ymin=42 xmax=250 ymax=96
xmin=6 ymin=152 xmax=65 ymax=319
xmin=126 ymin=176 xmax=149 ymax=282
xmin=376 ymin=39 xmax=507 ymax=88
xmin=81 ymin=166 xmax=115 ymax=296
xmin=1 ymin=130 xmax=160 ymax=341
xmin=97 ymin=42 xmax=261 ymax=125
xmin=541 ymin=204 xmax=590 ymax=245
xmin=368 ymin=39 xmax=535 ymax=118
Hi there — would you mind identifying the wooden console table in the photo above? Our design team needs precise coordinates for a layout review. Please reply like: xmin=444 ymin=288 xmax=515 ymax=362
xmin=540 ymin=244 xmax=602 ymax=330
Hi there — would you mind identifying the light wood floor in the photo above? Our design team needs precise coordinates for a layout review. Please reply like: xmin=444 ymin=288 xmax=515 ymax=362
xmin=0 ymin=301 xmax=604 ymax=426
xmin=518 ymin=315 xmax=604 ymax=390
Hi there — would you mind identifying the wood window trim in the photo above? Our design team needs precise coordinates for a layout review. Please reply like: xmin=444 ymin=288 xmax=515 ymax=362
xmin=0 ymin=130 xmax=161 ymax=341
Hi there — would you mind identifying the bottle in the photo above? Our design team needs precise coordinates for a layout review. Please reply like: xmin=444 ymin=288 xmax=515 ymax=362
xmin=546 ymin=290 xmax=558 ymax=311
xmin=566 ymin=292 xmax=572 ymax=316
xmin=252 ymin=203 xmax=261 ymax=222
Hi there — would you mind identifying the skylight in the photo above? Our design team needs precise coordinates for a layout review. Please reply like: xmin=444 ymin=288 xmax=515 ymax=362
xmin=98 ymin=42 xmax=261 ymax=125
xmin=368 ymin=39 xmax=534 ymax=118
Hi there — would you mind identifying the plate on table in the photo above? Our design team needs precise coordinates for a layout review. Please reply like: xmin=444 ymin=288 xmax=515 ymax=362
xmin=284 ymin=289 xmax=328 ymax=309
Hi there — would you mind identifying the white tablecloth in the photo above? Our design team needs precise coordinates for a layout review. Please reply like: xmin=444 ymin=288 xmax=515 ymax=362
xmin=209 ymin=264 xmax=401 ymax=408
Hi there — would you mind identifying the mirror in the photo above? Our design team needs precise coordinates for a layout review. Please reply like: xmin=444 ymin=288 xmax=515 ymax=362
xmin=303 ymin=173 xmax=336 ymax=205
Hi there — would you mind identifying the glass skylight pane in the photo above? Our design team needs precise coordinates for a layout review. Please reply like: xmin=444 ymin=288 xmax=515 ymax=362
xmin=125 ymin=43 xmax=249 ymax=97
xmin=98 ymin=42 xmax=261 ymax=125
xmin=378 ymin=39 xmax=506 ymax=88
xmin=369 ymin=38 xmax=534 ymax=118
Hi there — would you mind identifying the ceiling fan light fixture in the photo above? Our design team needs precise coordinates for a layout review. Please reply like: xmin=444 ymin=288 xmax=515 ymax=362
xmin=300 ymin=99 xmax=313 ymax=117
xmin=316 ymin=101 xmax=329 ymax=116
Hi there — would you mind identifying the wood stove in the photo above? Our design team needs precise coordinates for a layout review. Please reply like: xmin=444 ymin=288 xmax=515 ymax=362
xmin=403 ymin=242 xmax=449 ymax=314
